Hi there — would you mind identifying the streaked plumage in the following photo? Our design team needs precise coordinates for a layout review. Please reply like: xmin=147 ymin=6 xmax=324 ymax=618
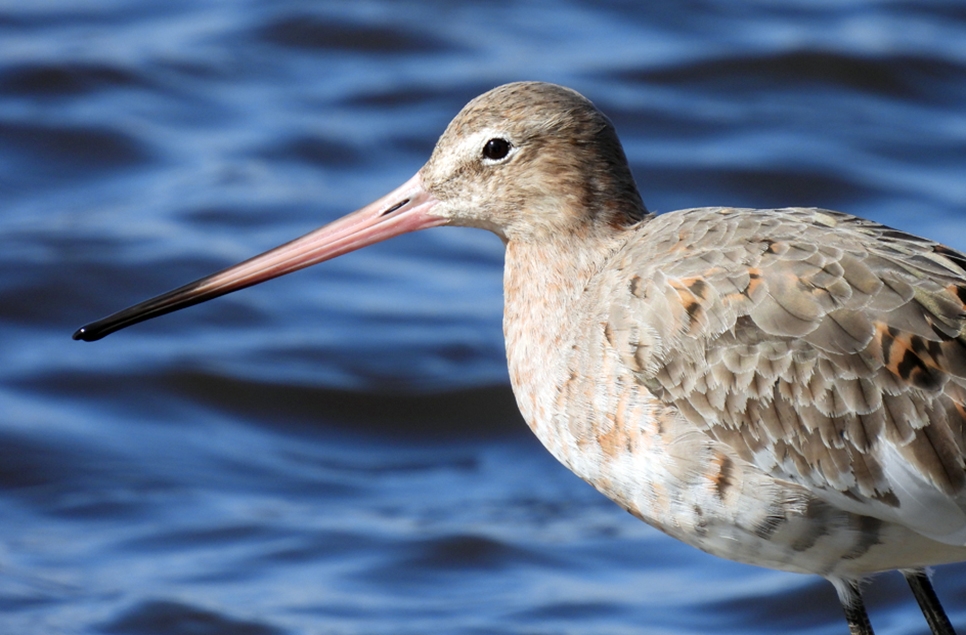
xmin=75 ymin=82 xmax=965 ymax=635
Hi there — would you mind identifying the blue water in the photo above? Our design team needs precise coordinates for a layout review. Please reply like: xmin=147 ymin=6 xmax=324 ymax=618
xmin=3 ymin=1 xmax=966 ymax=634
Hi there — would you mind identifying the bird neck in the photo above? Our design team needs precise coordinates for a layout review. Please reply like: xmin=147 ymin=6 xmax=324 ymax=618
xmin=502 ymin=228 xmax=627 ymax=432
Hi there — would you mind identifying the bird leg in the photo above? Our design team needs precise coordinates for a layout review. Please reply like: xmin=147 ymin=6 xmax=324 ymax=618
xmin=902 ymin=569 xmax=957 ymax=635
xmin=830 ymin=577 xmax=875 ymax=635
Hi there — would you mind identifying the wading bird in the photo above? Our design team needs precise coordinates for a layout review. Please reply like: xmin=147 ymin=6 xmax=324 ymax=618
xmin=75 ymin=82 xmax=966 ymax=635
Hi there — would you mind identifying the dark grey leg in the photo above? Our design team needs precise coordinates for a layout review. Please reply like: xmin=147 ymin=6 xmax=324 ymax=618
xmin=903 ymin=568 xmax=956 ymax=635
xmin=830 ymin=577 xmax=875 ymax=635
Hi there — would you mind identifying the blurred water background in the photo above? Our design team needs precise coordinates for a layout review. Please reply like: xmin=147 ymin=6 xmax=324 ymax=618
xmin=2 ymin=1 xmax=966 ymax=634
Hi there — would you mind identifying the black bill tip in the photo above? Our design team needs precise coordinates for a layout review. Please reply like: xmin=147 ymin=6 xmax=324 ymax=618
xmin=72 ymin=325 xmax=101 ymax=341
xmin=70 ymin=278 xmax=212 ymax=343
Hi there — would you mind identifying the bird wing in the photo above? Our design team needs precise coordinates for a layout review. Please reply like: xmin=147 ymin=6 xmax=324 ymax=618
xmin=602 ymin=207 xmax=966 ymax=543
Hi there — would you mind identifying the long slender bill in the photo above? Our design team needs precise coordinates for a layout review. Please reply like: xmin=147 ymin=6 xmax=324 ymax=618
xmin=73 ymin=173 xmax=444 ymax=342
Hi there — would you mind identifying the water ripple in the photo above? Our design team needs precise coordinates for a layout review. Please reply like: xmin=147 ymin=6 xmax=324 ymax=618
xmin=3 ymin=1 xmax=966 ymax=634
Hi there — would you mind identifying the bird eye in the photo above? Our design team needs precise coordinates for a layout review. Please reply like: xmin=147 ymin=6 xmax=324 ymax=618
xmin=482 ymin=138 xmax=511 ymax=161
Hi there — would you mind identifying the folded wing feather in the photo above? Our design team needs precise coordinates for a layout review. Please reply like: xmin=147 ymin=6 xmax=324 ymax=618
xmin=603 ymin=207 xmax=966 ymax=543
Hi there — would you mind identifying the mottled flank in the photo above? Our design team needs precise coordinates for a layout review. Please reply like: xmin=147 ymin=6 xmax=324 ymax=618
xmin=601 ymin=208 xmax=966 ymax=517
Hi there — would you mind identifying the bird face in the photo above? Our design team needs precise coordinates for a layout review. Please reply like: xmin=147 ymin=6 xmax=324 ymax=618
xmin=422 ymin=82 xmax=645 ymax=242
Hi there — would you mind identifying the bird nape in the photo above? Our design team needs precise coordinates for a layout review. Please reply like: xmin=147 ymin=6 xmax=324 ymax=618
xmin=74 ymin=82 xmax=966 ymax=635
